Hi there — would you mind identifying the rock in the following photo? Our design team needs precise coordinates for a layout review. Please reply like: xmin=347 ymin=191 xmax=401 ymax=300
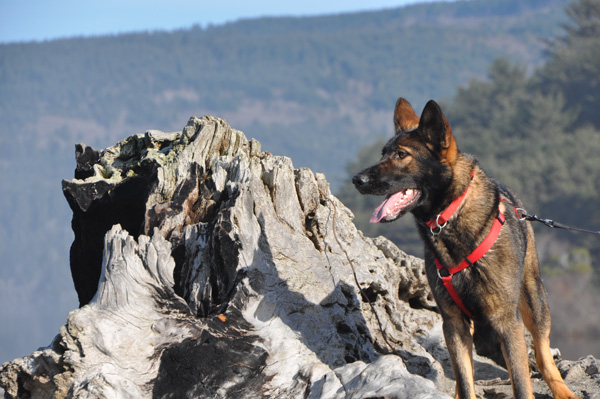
xmin=1 ymin=116 xmax=598 ymax=398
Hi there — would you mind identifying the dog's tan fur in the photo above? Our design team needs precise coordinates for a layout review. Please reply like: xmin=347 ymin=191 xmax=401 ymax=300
xmin=353 ymin=98 xmax=579 ymax=399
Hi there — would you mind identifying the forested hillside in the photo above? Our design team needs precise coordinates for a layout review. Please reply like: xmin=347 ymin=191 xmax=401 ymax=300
xmin=0 ymin=0 xmax=575 ymax=364
xmin=0 ymin=0 xmax=568 ymax=168
xmin=338 ymin=0 xmax=600 ymax=357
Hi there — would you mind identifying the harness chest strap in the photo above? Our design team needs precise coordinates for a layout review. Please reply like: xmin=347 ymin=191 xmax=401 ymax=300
xmin=426 ymin=171 xmax=474 ymax=232
xmin=434 ymin=207 xmax=506 ymax=318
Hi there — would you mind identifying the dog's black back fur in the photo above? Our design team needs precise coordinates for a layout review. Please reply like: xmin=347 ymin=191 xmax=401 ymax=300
xmin=353 ymin=98 xmax=579 ymax=399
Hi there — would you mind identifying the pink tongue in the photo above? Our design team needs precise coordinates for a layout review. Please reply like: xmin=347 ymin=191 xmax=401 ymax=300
xmin=370 ymin=189 xmax=417 ymax=223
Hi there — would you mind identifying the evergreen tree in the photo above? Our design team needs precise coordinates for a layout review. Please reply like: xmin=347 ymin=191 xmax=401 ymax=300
xmin=338 ymin=0 xmax=600 ymax=273
xmin=536 ymin=0 xmax=600 ymax=128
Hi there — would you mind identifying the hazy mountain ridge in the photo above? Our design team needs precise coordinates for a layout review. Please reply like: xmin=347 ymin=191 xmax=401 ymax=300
xmin=0 ymin=0 xmax=570 ymax=364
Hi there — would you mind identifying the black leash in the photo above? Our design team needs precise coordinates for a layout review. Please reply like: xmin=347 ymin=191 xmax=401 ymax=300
xmin=517 ymin=209 xmax=600 ymax=236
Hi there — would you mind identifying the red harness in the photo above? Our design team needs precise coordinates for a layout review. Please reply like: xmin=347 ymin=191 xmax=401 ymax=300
xmin=426 ymin=173 xmax=506 ymax=318
xmin=425 ymin=172 xmax=473 ymax=234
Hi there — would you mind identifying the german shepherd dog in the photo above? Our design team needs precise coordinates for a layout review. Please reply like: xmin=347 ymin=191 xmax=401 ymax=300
xmin=353 ymin=98 xmax=579 ymax=399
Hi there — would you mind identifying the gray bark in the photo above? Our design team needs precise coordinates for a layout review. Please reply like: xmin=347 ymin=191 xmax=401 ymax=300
xmin=1 ymin=116 xmax=598 ymax=398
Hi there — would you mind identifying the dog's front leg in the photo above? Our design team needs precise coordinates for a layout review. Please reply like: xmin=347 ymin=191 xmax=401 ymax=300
xmin=495 ymin=319 xmax=534 ymax=399
xmin=442 ymin=315 xmax=476 ymax=399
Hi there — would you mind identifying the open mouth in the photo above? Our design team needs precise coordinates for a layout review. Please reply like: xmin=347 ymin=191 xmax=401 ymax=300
xmin=370 ymin=188 xmax=421 ymax=223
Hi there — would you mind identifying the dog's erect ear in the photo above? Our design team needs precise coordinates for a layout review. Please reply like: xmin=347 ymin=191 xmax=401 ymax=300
xmin=394 ymin=97 xmax=420 ymax=132
xmin=418 ymin=100 xmax=457 ymax=161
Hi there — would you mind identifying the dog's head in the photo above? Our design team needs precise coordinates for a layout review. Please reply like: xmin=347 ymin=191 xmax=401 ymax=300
xmin=352 ymin=98 xmax=458 ymax=223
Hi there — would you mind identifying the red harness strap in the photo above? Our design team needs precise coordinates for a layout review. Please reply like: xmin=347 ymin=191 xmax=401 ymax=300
xmin=426 ymin=171 xmax=474 ymax=233
xmin=434 ymin=208 xmax=506 ymax=318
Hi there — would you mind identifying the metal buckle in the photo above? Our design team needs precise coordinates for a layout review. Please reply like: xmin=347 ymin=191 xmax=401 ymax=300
xmin=515 ymin=208 xmax=527 ymax=221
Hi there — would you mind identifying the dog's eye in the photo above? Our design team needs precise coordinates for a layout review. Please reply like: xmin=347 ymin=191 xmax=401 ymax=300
xmin=395 ymin=150 xmax=409 ymax=160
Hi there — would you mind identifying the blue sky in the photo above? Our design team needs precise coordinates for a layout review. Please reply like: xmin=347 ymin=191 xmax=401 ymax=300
xmin=0 ymin=0 xmax=451 ymax=44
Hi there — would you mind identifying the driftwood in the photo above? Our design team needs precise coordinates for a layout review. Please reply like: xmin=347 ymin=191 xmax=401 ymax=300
xmin=1 ymin=116 xmax=598 ymax=398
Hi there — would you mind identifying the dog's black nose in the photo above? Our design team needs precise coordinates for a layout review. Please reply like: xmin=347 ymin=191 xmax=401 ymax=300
xmin=352 ymin=173 xmax=369 ymax=187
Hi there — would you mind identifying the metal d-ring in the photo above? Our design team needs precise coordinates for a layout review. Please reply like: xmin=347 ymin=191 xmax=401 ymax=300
xmin=515 ymin=208 xmax=528 ymax=221
xmin=430 ymin=214 xmax=448 ymax=236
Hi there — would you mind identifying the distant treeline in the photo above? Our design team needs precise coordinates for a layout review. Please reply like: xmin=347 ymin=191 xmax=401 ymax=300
xmin=0 ymin=0 xmax=574 ymax=363
xmin=338 ymin=0 xmax=600 ymax=278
